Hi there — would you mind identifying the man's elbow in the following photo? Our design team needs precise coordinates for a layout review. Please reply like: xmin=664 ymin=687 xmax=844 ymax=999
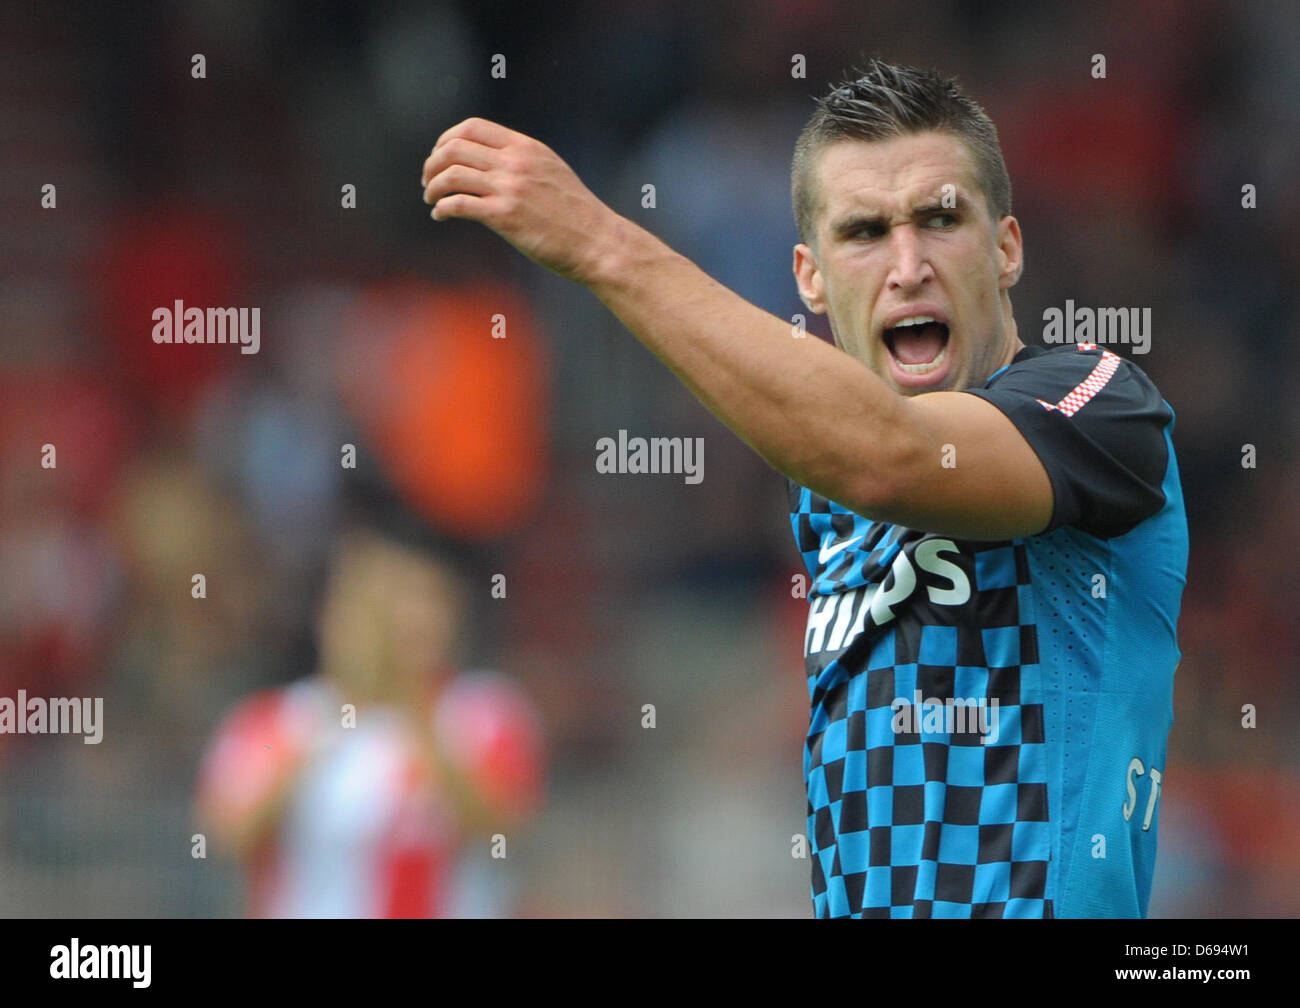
xmin=802 ymin=455 xmax=911 ymax=521
xmin=837 ymin=427 xmax=930 ymax=520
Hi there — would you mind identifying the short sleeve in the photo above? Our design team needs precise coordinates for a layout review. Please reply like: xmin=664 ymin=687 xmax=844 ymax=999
xmin=963 ymin=345 xmax=1172 ymax=540
xmin=194 ymin=687 xmax=315 ymax=834
xmin=433 ymin=673 xmax=545 ymax=820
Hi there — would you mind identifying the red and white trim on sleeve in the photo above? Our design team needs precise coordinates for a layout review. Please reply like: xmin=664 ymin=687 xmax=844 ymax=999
xmin=1036 ymin=345 xmax=1121 ymax=417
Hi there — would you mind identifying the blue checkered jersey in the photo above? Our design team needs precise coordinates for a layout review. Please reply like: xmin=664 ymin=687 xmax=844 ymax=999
xmin=788 ymin=343 xmax=1187 ymax=918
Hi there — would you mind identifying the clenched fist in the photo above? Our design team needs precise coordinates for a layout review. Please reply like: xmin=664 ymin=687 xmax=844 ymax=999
xmin=422 ymin=117 xmax=623 ymax=284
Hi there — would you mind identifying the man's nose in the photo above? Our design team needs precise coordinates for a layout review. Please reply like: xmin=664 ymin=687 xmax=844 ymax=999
xmin=886 ymin=226 xmax=934 ymax=291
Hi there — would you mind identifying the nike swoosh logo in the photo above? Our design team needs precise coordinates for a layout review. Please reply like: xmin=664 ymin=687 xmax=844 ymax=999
xmin=818 ymin=534 xmax=863 ymax=565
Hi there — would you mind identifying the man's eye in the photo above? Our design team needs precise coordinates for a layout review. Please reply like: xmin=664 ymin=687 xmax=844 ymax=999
xmin=927 ymin=213 xmax=958 ymax=228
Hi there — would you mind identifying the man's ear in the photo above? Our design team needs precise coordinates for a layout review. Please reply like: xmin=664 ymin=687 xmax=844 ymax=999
xmin=996 ymin=215 xmax=1024 ymax=290
xmin=793 ymin=242 xmax=828 ymax=314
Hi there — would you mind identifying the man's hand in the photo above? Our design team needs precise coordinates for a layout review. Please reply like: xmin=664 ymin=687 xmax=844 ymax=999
xmin=422 ymin=117 xmax=622 ymax=284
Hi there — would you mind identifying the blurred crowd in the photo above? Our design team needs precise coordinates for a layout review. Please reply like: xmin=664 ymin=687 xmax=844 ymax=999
xmin=0 ymin=0 xmax=1296 ymax=916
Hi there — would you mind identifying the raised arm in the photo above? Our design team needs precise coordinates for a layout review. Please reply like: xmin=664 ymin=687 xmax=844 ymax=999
xmin=421 ymin=118 xmax=1051 ymax=541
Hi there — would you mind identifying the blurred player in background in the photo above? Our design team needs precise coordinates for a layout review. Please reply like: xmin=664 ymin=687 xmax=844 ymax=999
xmin=196 ymin=522 xmax=544 ymax=918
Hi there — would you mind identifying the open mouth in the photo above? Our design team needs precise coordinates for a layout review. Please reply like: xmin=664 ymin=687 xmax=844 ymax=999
xmin=883 ymin=316 xmax=950 ymax=375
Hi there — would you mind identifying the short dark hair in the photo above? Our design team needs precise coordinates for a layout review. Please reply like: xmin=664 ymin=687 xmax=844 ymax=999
xmin=792 ymin=59 xmax=1012 ymax=245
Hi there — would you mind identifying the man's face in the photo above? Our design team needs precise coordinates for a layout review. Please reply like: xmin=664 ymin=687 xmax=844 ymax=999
xmin=794 ymin=131 xmax=1024 ymax=395
xmin=317 ymin=535 xmax=461 ymax=701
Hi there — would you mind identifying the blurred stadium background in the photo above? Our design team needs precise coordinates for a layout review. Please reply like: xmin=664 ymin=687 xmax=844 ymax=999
xmin=1 ymin=0 xmax=1297 ymax=916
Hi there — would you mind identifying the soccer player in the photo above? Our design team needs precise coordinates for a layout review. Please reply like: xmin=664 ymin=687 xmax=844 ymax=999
xmin=421 ymin=59 xmax=1186 ymax=918
xmin=196 ymin=524 xmax=544 ymax=917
